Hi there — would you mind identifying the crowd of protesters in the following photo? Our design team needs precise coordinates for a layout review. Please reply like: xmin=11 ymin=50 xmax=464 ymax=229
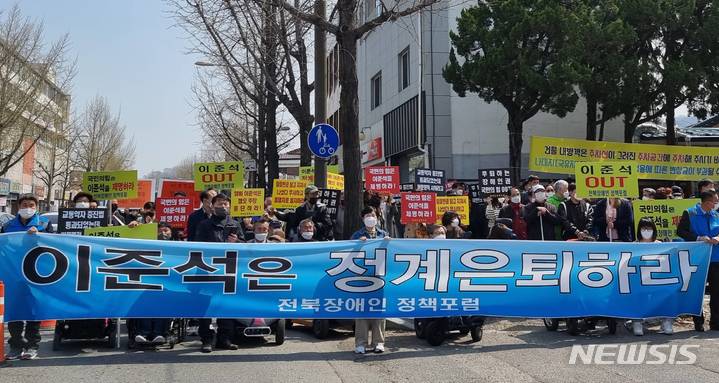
xmin=2 ymin=174 xmax=719 ymax=360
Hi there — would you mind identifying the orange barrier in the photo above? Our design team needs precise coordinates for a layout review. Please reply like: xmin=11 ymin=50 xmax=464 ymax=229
xmin=1 ymin=281 xmax=5 ymax=364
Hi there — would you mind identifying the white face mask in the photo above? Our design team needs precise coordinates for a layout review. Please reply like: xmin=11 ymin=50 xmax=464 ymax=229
xmin=433 ymin=234 xmax=446 ymax=239
xmin=534 ymin=192 xmax=546 ymax=202
xmin=19 ymin=208 xmax=36 ymax=219
xmin=498 ymin=197 xmax=506 ymax=204
xmin=451 ymin=218 xmax=460 ymax=227
xmin=511 ymin=195 xmax=521 ymax=204
xmin=642 ymin=196 xmax=651 ymax=201
xmin=563 ymin=191 xmax=570 ymax=199
xmin=546 ymin=192 xmax=555 ymax=198
xmin=640 ymin=229 xmax=654 ymax=240
xmin=75 ymin=202 xmax=90 ymax=209
xmin=364 ymin=216 xmax=378 ymax=228
xmin=301 ymin=231 xmax=314 ymax=240
xmin=254 ymin=233 xmax=268 ymax=242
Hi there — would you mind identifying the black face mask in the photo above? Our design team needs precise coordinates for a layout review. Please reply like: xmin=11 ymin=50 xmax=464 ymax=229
xmin=214 ymin=207 xmax=228 ymax=218
xmin=308 ymin=197 xmax=318 ymax=205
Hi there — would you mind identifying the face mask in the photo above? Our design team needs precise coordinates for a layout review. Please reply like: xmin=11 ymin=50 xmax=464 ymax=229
xmin=457 ymin=189 xmax=464 ymax=195
xmin=301 ymin=231 xmax=314 ymax=240
xmin=534 ymin=192 xmax=546 ymax=202
xmin=642 ymin=196 xmax=651 ymax=201
xmin=498 ymin=197 xmax=506 ymax=204
xmin=254 ymin=233 xmax=268 ymax=242
xmin=19 ymin=208 xmax=36 ymax=219
xmin=308 ymin=197 xmax=318 ymax=205
xmin=380 ymin=202 xmax=387 ymax=211
xmin=546 ymin=192 xmax=555 ymax=198
xmin=511 ymin=196 xmax=521 ymax=204
xmin=364 ymin=216 xmax=378 ymax=228
xmin=433 ymin=234 xmax=446 ymax=239
xmin=75 ymin=202 xmax=90 ymax=209
xmin=451 ymin=218 xmax=460 ymax=227
xmin=563 ymin=191 xmax=570 ymax=199
xmin=640 ymin=229 xmax=654 ymax=240
xmin=158 ymin=232 xmax=172 ymax=240
xmin=214 ymin=207 xmax=228 ymax=218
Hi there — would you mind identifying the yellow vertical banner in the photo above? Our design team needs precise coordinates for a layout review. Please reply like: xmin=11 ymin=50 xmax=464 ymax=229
xmin=231 ymin=188 xmax=265 ymax=217
xmin=193 ymin=161 xmax=245 ymax=191
xmin=632 ymin=199 xmax=698 ymax=241
xmin=575 ymin=161 xmax=639 ymax=199
xmin=271 ymin=179 xmax=308 ymax=209
xmin=435 ymin=195 xmax=469 ymax=224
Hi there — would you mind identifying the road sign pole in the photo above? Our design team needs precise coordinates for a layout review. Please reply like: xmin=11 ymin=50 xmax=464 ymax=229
xmin=314 ymin=0 xmax=327 ymax=189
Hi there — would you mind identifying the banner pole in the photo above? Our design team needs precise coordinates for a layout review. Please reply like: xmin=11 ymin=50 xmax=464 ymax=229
xmin=539 ymin=214 xmax=545 ymax=241
xmin=1 ymin=281 xmax=8 ymax=367
xmin=607 ymin=198 xmax=613 ymax=243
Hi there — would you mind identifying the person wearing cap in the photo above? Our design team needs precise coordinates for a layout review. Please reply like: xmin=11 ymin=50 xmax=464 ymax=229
xmin=672 ymin=185 xmax=684 ymax=199
xmin=272 ymin=184 xmax=333 ymax=241
xmin=524 ymin=184 xmax=582 ymax=241
xmin=642 ymin=188 xmax=656 ymax=200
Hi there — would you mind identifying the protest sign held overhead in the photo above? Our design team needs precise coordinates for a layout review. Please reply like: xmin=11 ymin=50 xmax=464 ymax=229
xmin=193 ymin=161 xmax=245 ymax=191
xmin=83 ymin=170 xmax=138 ymax=200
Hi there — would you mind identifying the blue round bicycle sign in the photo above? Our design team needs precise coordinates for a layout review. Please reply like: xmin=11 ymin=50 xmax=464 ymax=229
xmin=308 ymin=123 xmax=339 ymax=158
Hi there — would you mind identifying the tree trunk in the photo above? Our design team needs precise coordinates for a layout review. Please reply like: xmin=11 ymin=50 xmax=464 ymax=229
xmin=665 ymin=95 xmax=676 ymax=145
xmin=337 ymin=11 xmax=362 ymax=238
xmin=585 ymin=95 xmax=597 ymax=141
xmin=296 ymin=0 xmax=312 ymax=167
xmin=623 ymin=114 xmax=634 ymax=143
xmin=507 ymin=111 xmax=524 ymax=186
xmin=257 ymin=98 xmax=267 ymax=191
xmin=263 ymin=3 xmax=280 ymax=193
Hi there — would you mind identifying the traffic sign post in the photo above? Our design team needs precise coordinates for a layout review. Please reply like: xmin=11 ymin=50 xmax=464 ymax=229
xmin=309 ymin=123 xmax=339 ymax=188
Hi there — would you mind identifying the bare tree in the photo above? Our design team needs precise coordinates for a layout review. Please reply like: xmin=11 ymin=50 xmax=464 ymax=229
xmin=0 ymin=4 xmax=75 ymax=177
xmin=74 ymin=95 xmax=136 ymax=172
xmin=277 ymin=0 xmax=440 ymax=234
xmin=34 ymin=121 xmax=77 ymax=206
xmin=170 ymin=0 xmax=314 ymax=186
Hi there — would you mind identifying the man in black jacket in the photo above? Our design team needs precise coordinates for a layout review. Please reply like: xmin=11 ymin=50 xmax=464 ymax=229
xmin=557 ymin=183 xmax=593 ymax=239
xmin=193 ymin=193 xmax=243 ymax=353
xmin=524 ymin=184 xmax=582 ymax=241
xmin=187 ymin=188 xmax=217 ymax=242
xmin=273 ymin=184 xmax=333 ymax=241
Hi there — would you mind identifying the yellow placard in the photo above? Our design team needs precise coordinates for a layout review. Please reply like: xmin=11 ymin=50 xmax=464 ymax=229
xmin=632 ymin=199 xmax=698 ymax=241
xmin=231 ymin=188 xmax=265 ymax=217
xmin=272 ymin=179 xmax=309 ymax=209
xmin=530 ymin=135 xmax=719 ymax=181
xmin=435 ymin=196 xmax=469 ymax=224
xmin=575 ymin=161 xmax=639 ymax=199
xmin=82 ymin=170 xmax=138 ymax=200
xmin=84 ymin=223 xmax=158 ymax=240
xmin=327 ymin=172 xmax=344 ymax=190
xmin=193 ymin=161 xmax=245 ymax=191
xmin=299 ymin=165 xmax=340 ymax=183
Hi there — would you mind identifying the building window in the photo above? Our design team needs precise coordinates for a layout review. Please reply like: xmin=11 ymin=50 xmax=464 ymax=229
xmin=398 ymin=47 xmax=410 ymax=91
xmin=371 ymin=71 xmax=382 ymax=110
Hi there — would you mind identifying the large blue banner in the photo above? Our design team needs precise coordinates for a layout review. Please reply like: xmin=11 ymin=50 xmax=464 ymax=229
xmin=0 ymin=233 xmax=711 ymax=321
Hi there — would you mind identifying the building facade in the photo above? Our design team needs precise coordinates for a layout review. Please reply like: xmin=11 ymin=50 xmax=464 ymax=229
xmin=326 ymin=0 xmax=623 ymax=183
xmin=0 ymin=61 xmax=71 ymax=214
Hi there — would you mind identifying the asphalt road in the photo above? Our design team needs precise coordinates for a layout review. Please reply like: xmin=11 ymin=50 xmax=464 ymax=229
xmin=1 ymin=318 xmax=718 ymax=383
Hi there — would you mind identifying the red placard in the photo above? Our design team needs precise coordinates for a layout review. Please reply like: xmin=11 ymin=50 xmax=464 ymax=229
xmin=160 ymin=180 xmax=200 ymax=209
xmin=117 ymin=179 xmax=155 ymax=209
xmin=400 ymin=192 xmax=437 ymax=224
xmin=364 ymin=166 xmax=400 ymax=195
xmin=155 ymin=197 xmax=193 ymax=229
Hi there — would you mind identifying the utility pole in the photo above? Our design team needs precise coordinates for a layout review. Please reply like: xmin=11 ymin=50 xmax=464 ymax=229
xmin=313 ymin=0 xmax=327 ymax=188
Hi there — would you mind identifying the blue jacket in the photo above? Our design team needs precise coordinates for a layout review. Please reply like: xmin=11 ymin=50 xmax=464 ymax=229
xmin=350 ymin=227 xmax=387 ymax=240
xmin=1 ymin=213 xmax=54 ymax=234
xmin=677 ymin=203 xmax=719 ymax=262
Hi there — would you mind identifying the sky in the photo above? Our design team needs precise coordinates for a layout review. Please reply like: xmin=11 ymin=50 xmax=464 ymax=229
xmin=13 ymin=0 xmax=201 ymax=176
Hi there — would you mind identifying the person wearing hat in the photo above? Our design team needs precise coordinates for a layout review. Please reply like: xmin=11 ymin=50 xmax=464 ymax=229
xmin=272 ymin=184 xmax=333 ymax=241
xmin=524 ymin=184 xmax=582 ymax=241
xmin=672 ymin=185 xmax=684 ymax=199
xmin=642 ymin=188 xmax=656 ymax=200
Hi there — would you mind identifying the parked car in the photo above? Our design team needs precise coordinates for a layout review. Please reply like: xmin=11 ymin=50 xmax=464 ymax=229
xmin=41 ymin=212 xmax=58 ymax=232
